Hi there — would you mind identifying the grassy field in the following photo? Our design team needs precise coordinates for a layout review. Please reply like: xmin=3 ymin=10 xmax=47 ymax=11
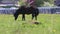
xmin=0 ymin=14 xmax=60 ymax=34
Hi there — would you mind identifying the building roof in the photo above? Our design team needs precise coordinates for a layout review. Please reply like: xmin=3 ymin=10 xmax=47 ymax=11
xmin=0 ymin=0 xmax=19 ymax=6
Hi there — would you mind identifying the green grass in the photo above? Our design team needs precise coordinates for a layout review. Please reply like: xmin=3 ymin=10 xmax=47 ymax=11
xmin=0 ymin=14 xmax=60 ymax=34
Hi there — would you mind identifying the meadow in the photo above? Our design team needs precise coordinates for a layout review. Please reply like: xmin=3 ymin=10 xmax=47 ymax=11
xmin=0 ymin=14 xmax=60 ymax=34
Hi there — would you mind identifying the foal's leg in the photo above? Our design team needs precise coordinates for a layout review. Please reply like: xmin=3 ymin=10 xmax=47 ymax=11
xmin=32 ymin=14 xmax=34 ymax=20
xmin=35 ymin=15 xmax=37 ymax=20
xmin=22 ymin=14 xmax=25 ymax=21
xmin=35 ymin=14 xmax=38 ymax=20
xmin=15 ymin=15 xmax=19 ymax=20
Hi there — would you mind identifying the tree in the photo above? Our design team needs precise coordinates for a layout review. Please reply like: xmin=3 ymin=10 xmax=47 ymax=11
xmin=18 ymin=0 xmax=54 ymax=7
xmin=35 ymin=0 xmax=44 ymax=6
xmin=35 ymin=0 xmax=54 ymax=7
xmin=18 ymin=0 xmax=27 ymax=6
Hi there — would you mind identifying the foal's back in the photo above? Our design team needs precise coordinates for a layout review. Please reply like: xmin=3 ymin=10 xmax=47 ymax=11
xmin=16 ymin=6 xmax=39 ymax=15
